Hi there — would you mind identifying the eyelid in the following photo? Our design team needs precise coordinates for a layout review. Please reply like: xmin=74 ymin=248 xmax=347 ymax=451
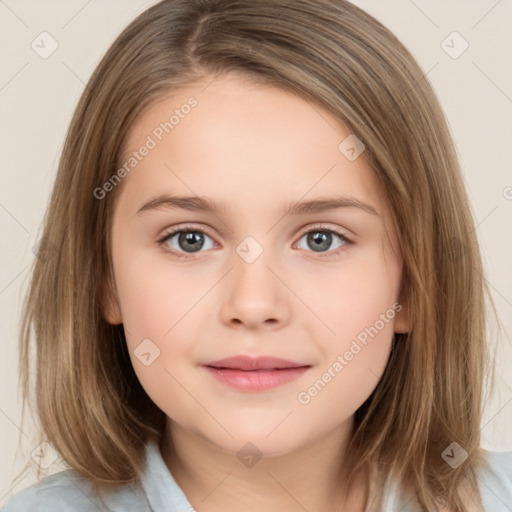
xmin=157 ymin=223 xmax=212 ymax=241
xmin=299 ymin=222 xmax=353 ymax=241
xmin=157 ymin=222 xmax=352 ymax=241
xmin=157 ymin=222 xmax=353 ymax=258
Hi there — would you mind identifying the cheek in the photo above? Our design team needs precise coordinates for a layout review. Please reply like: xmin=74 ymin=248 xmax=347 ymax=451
xmin=112 ymin=260 xmax=198 ymax=421
xmin=114 ymin=249 xmax=204 ymax=342
xmin=295 ymin=247 xmax=400 ymax=399
xmin=295 ymin=269 xmax=399 ymax=421
xmin=299 ymin=244 xmax=401 ymax=344
xmin=111 ymin=249 xmax=211 ymax=414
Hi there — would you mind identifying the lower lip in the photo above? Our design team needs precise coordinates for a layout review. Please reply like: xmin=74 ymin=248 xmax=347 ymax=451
xmin=203 ymin=366 xmax=310 ymax=391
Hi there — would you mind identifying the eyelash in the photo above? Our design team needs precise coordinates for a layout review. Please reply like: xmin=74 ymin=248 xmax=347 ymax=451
xmin=157 ymin=223 xmax=353 ymax=260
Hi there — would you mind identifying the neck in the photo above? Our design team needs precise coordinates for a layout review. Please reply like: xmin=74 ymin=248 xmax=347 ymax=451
xmin=160 ymin=418 xmax=368 ymax=512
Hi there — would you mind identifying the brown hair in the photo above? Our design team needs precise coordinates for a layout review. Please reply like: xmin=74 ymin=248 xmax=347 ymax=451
xmin=17 ymin=1 xmax=496 ymax=510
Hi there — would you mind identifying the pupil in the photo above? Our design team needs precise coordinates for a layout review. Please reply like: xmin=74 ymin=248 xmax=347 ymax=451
xmin=176 ymin=231 xmax=333 ymax=253
xmin=309 ymin=232 xmax=331 ymax=252
xmin=179 ymin=232 xmax=204 ymax=252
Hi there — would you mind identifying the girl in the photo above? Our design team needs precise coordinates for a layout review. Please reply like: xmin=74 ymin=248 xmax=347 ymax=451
xmin=3 ymin=0 xmax=512 ymax=511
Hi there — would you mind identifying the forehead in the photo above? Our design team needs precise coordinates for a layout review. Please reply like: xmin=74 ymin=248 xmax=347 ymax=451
xmin=117 ymin=73 xmax=388 ymax=219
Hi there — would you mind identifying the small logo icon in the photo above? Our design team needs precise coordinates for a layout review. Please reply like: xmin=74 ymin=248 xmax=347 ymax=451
xmin=134 ymin=338 xmax=161 ymax=366
xmin=237 ymin=442 xmax=263 ymax=468
xmin=31 ymin=31 xmax=59 ymax=59
xmin=338 ymin=134 xmax=365 ymax=161
xmin=31 ymin=441 xmax=59 ymax=469
xmin=236 ymin=236 xmax=264 ymax=264
xmin=441 ymin=442 xmax=468 ymax=468
xmin=441 ymin=32 xmax=469 ymax=59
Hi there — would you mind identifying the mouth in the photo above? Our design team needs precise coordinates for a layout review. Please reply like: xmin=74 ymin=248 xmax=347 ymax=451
xmin=203 ymin=355 xmax=310 ymax=371
xmin=202 ymin=355 xmax=311 ymax=391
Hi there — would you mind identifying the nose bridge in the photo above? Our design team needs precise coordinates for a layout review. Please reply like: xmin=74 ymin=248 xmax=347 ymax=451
xmin=232 ymin=233 xmax=278 ymax=298
xmin=219 ymin=234 xmax=289 ymax=328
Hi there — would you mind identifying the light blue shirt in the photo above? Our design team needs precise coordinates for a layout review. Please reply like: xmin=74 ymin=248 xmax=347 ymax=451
xmin=2 ymin=438 xmax=512 ymax=511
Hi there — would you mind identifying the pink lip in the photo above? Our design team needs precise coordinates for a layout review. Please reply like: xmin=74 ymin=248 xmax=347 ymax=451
xmin=202 ymin=356 xmax=311 ymax=391
xmin=204 ymin=355 xmax=308 ymax=371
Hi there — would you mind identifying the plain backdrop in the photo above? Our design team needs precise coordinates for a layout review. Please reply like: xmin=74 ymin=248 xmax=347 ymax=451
xmin=1 ymin=0 xmax=511 ymax=504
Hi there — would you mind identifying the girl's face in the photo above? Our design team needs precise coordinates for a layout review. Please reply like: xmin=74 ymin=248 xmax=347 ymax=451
xmin=106 ymin=73 xmax=408 ymax=457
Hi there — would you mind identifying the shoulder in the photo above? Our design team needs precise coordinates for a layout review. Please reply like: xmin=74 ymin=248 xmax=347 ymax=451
xmin=1 ymin=469 xmax=102 ymax=512
xmin=1 ymin=469 xmax=149 ymax=512
xmin=388 ymin=450 xmax=512 ymax=512
xmin=477 ymin=449 xmax=512 ymax=511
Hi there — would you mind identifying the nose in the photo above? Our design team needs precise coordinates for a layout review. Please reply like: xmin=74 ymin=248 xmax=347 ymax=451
xmin=219 ymin=250 xmax=290 ymax=330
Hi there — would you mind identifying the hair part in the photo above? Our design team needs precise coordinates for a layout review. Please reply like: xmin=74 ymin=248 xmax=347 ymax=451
xmin=18 ymin=1 xmax=495 ymax=510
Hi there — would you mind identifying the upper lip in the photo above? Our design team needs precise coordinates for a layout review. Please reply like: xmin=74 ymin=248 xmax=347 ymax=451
xmin=203 ymin=356 xmax=310 ymax=371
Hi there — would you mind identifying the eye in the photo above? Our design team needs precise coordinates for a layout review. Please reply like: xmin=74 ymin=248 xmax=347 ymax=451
xmin=157 ymin=223 xmax=352 ymax=259
xmin=295 ymin=225 xmax=351 ymax=256
xmin=158 ymin=225 xmax=216 ymax=258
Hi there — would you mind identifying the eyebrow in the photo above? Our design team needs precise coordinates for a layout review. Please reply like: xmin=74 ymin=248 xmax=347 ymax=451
xmin=137 ymin=194 xmax=379 ymax=217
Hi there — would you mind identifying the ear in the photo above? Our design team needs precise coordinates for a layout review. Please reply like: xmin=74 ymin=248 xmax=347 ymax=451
xmin=101 ymin=275 xmax=123 ymax=325
xmin=393 ymin=279 xmax=410 ymax=334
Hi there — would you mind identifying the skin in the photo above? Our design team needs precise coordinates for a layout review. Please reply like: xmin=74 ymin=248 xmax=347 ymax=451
xmin=105 ymin=73 xmax=409 ymax=512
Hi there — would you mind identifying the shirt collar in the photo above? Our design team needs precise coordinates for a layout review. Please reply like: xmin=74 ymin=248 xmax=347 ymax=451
xmin=140 ymin=436 xmax=195 ymax=512
xmin=139 ymin=435 xmax=409 ymax=512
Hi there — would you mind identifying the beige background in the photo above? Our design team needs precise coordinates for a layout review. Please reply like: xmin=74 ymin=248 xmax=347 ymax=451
xmin=1 ymin=0 xmax=511 ymax=504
